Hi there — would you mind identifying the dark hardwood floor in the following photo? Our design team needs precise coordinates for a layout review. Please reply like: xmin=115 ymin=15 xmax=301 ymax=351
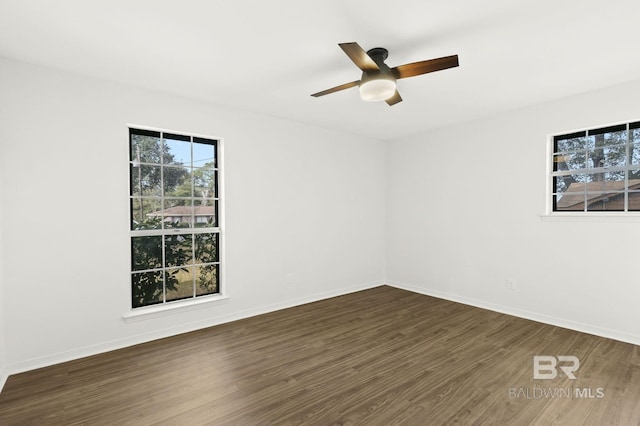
xmin=1 ymin=286 xmax=639 ymax=425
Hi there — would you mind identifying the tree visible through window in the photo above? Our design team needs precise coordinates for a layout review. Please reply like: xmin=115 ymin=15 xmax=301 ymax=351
xmin=552 ymin=122 xmax=640 ymax=212
xmin=129 ymin=128 xmax=221 ymax=308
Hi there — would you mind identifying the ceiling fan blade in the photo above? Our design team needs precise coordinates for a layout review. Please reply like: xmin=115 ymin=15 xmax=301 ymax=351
xmin=311 ymin=80 xmax=360 ymax=97
xmin=339 ymin=42 xmax=380 ymax=72
xmin=386 ymin=90 xmax=403 ymax=106
xmin=391 ymin=55 xmax=459 ymax=79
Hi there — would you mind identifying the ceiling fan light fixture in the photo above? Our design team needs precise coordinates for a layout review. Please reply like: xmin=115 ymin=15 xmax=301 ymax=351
xmin=359 ymin=77 xmax=396 ymax=102
xmin=310 ymin=42 xmax=459 ymax=107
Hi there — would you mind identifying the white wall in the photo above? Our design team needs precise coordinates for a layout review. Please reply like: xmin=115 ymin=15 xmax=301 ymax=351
xmin=0 ymin=57 xmax=386 ymax=376
xmin=0 ymin=127 xmax=6 ymax=390
xmin=387 ymin=79 xmax=640 ymax=345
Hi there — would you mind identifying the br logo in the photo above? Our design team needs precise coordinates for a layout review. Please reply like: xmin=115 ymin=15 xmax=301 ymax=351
xmin=533 ymin=355 xmax=579 ymax=379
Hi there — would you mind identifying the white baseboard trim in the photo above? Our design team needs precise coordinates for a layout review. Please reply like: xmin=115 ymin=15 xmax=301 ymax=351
xmin=4 ymin=280 xmax=384 ymax=381
xmin=387 ymin=280 xmax=640 ymax=347
xmin=0 ymin=365 xmax=7 ymax=394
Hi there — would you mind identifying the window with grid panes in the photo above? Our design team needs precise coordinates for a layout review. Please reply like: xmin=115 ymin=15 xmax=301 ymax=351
xmin=129 ymin=127 xmax=221 ymax=308
xmin=551 ymin=121 xmax=640 ymax=212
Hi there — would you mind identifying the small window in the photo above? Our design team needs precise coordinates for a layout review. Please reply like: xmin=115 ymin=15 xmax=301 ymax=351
xmin=551 ymin=121 xmax=640 ymax=212
xmin=129 ymin=127 xmax=222 ymax=308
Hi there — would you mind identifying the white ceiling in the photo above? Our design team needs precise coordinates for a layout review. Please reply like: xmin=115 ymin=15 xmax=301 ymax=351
xmin=2 ymin=0 xmax=640 ymax=140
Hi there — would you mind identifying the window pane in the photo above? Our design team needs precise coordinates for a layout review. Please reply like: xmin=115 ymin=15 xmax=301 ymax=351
xmin=164 ymin=165 xmax=190 ymax=197
xmin=131 ymin=164 xmax=162 ymax=197
xmin=193 ymin=141 xmax=216 ymax=168
xmin=554 ymin=152 xmax=586 ymax=172
xmin=164 ymin=234 xmax=193 ymax=268
xmin=602 ymin=129 xmax=627 ymax=146
xmin=629 ymin=170 xmax=640 ymax=211
xmin=194 ymin=199 xmax=217 ymax=227
xmin=587 ymin=129 xmax=627 ymax=149
xmin=554 ymin=174 xmax=584 ymax=194
xmin=629 ymin=191 xmax=640 ymax=211
xmin=196 ymin=264 xmax=218 ymax=296
xmin=131 ymin=236 xmax=163 ymax=271
xmin=131 ymin=134 xmax=161 ymax=164
xmin=554 ymin=193 xmax=585 ymax=211
xmin=583 ymin=172 xmax=625 ymax=190
xmin=555 ymin=136 xmax=587 ymax=154
xmin=586 ymin=192 xmax=625 ymax=211
xmin=165 ymin=267 xmax=194 ymax=302
xmin=164 ymin=136 xmax=191 ymax=166
xmin=193 ymin=167 xmax=216 ymax=198
xmin=130 ymin=164 xmax=142 ymax=196
xmin=603 ymin=145 xmax=627 ymax=168
xmin=194 ymin=233 xmax=218 ymax=264
xmin=588 ymin=146 xmax=626 ymax=169
xmin=163 ymin=199 xmax=193 ymax=228
xmin=630 ymin=143 xmax=640 ymax=166
xmin=132 ymin=271 xmax=164 ymax=307
xmin=131 ymin=198 xmax=162 ymax=230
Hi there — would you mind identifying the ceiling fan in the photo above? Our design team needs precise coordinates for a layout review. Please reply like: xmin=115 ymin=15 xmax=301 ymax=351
xmin=311 ymin=42 xmax=459 ymax=106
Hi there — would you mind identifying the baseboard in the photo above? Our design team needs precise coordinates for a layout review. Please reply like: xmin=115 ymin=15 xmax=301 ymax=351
xmin=387 ymin=280 xmax=640 ymax=347
xmin=4 ymin=280 xmax=384 ymax=381
xmin=0 ymin=367 xmax=6 ymax=394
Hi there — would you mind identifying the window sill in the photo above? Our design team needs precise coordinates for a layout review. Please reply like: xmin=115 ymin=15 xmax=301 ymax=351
xmin=540 ymin=213 xmax=640 ymax=222
xmin=123 ymin=294 xmax=229 ymax=323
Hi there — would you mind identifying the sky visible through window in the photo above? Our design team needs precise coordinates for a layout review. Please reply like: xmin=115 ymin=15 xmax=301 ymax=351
xmin=164 ymin=137 xmax=215 ymax=168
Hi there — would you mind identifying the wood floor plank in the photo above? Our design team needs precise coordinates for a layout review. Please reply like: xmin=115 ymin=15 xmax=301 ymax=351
xmin=1 ymin=286 xmax=639 ymax=425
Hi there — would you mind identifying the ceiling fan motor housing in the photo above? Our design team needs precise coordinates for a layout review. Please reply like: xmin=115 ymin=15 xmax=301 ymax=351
xmin=364 ymin=47 xmax=393 ymax=77
xmin=359 ymin=47 xmax=396 ymax=101
xmin=360 ymin=47 xmax=396 ymax=85
xmin=367 ymin=47 xmax=389 ymax=63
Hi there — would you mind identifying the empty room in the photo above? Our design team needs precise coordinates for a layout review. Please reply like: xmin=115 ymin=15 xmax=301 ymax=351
xmin=1 ymin=1 xmax=640 ymax=424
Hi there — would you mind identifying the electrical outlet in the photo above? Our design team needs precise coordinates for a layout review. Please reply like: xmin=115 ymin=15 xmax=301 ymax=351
xmin=506 ymin=279 xmax=516 ymax=290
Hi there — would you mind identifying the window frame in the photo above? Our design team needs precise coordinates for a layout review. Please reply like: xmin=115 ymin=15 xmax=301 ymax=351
xmin=546 ymin=119 xmax=640 ymax=217
xmin=126 ymin=125 xmax=225 ymax=315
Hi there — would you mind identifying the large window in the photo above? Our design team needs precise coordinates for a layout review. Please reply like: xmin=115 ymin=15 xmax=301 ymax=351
xmin=551 ymin=121 xmax=640 ymax=212
xmin=129 ymin=127 xmax=221 ymax=308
